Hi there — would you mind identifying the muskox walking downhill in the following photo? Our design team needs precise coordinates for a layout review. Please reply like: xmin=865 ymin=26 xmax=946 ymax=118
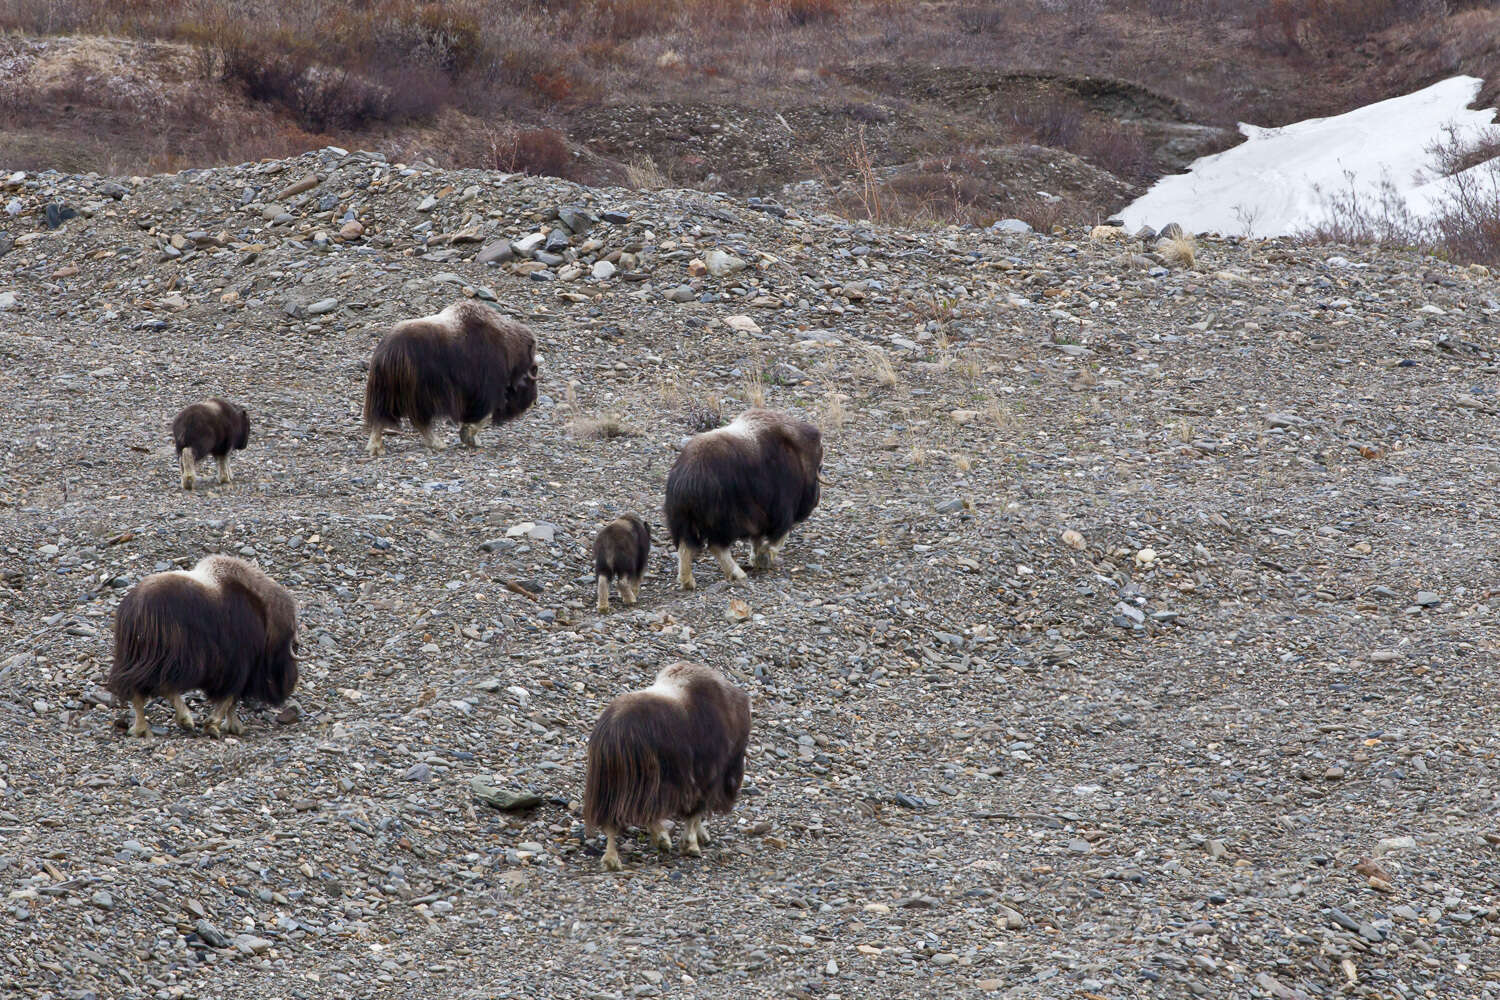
xmin=583 ymin=662 xmax=751 ymax=871
xmin=172 ymin=398 xmax=250 ymax=490
xmin=362 ymin=300 xmax=539 ymax=456
xmin=593 ymin=514 xmax=651 ymax=613
xmin=664 ymin=408 xmax=823 ymax=589
xmin=108 ymin=555 xmax=298 ymax=738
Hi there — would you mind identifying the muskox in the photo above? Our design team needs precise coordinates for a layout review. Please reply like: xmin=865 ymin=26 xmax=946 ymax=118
xmin=172 ymin=398 xmax=250 ymax=490
xmin=583 ymin=661 xmax=751 ymax=871
xmin=593 ymin=514 xmax=650 ymax=613
xmin=108 ymin=555 xmax=298 ymax=738
xmin=362 ymin=300 xmax=538 ymax=456
xmin=664 ymin=408 xmax=823 ymax=589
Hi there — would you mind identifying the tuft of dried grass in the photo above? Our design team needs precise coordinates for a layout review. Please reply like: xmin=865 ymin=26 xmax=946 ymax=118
xmin=624 ymin=153 xmax=670 ymax=191
xmin=860 ymin=344 xmax=898 ymax=387
xmin=742 ymin=358 xmax=767 ymax=408
xmin=1158 ymin=233 xmax=1197 ymax=268
xmin=822 ymin=387 xmax=848 ymax=431
xmin=954 ymin=454 xmax=973 ymax=473
xmin=568 ymin=414 xmax=636 ymax=439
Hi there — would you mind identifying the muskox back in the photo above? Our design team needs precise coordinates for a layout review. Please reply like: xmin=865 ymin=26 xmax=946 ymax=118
xmin=583 ymin=662 xmax=750 ymax=835
xmin=362 ymin=300 xmax=538 ymax=436
xmin=665 ymin=408 xmax=822 ymax=552
xmin=108 ymin=555 xmax=298 ymax=706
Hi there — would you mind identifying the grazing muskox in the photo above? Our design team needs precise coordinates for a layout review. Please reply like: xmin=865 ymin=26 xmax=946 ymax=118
xmin=172 ymin=398 xmax=250 ymax=490
xmin=583 ymin=661 xmax=751 ymax=871
xmin=593 ymin=514 xmax=651 ymax=613
xmin=362 ymin=300 xmax=539 ymax=456
xmin=664 ymin=408 xmax=823 ymax=589
xmin=108 ymin=555 xmax=298 ymax=738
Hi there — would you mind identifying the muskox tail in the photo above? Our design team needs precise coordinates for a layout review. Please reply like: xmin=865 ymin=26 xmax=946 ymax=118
xmin=584 ymin=709 xmax=693 ymax=833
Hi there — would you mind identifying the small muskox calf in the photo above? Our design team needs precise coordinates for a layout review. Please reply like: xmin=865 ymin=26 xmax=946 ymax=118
xmin=108 ymin=555 xmax=298 ymax=738
xmin=585 ymin=662 xmax=751 ymax=871
xmin=172 ymin=398 xmax=250 ymax=490
xmin=594 ymin=514 xmax=650 ymax=613
xmin=363 ymin=300 xmax=539 ymax=456
xmin=665 ymin=408 xmax=823 ymax=589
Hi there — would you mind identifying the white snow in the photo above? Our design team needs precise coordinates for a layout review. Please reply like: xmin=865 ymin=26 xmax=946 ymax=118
xmin=1119 ymin=76 xmax=1500 ymax=238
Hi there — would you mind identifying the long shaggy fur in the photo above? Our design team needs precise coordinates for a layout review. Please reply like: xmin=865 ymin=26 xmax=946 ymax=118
xmin=583 ymin=662 xmax=751 ymax=864
xmin=172 ymin=398 xmax=250 ymax=488
xmin=362 ymin=300 xmax=538 ymax=453
xmin=665 ymin=408 xmax=822 ymax=582
xmin=594 ymin=514 xmax=650 ymax=612
xmin=108 ymin=556 xmax=298 ymax=732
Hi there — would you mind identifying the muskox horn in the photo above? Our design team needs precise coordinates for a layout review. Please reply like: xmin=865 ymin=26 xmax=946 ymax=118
xmin=817 ymin=473 xmax=833 ymax=487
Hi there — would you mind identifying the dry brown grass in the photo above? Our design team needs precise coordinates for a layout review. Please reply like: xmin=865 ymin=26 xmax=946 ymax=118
xmin=568 ymin=414 xmax=637 ymax=439
xmin=742 ymin=358 xmax=767 ymax=408
xmin=624 ymin=154 xmax=670 ymax=191
xmin=859 ymin=344 xmax=898 ymax=388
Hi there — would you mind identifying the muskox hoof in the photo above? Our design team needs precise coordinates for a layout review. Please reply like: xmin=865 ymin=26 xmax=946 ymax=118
xmin=174 ymin=713 xmax=196 ymax=732
xmin=678 ymin=572 xmax=696 ymax=591
xmin=204 ymin=720 xmax=221 ymax=739
xmin=653 ymin=832 xmax=672 ymax=854
xmin=684 ymin=840 xmax=702 ymax=858
xmin=181 ymin=476 xmax=195 ymax=491
xmin=127 ymin=721 xmax=152 ymax=739
xmin=597 ymin=598 xmax=610 ymax=613
xmin=602 ymin=851 xmax=623 ymax=872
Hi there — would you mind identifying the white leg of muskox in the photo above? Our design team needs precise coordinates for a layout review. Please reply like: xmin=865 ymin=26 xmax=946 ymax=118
xmin=764 ymin=535 xmax=787 ymax=568
xmin=216 ymin=454 xmax=233 ymax=484
xmin=677 ymin=545 xmax=698 ymax=591
xmin=206 ymin=696 xmax=242 ymax=737
xmin=623 ymin=575 xmax=642 ymax=605
xmin=752 ymin=538 xmax=770 ymax=570
xmin=169 ymin=694 xmax=196 ymax=731
xmin=179 ymin=451 xmax=196 ymax=491
xmin=602 ymin=830 xmax=623 ymax=872
xmin=418 ymin=424 xmax=447 ymax=451
xmin=128 ymin=694 xmax=152 ymax=738
xmin=459 ymin=420 xmax=485 ymax=448
xmin=365 ymin=427 xmax=385 ymax=457
xmin=694 ymin=816 xmax=712 ymax=845
xmin=682 ymin=813 xmax=704 ymax=857
xmin=711 ymin=546 xmax=747 ymax=583
xmin=650 ymin=821 xmax=672 ymax=854
xmin=596 ymin=575 xmax=611 ymax=613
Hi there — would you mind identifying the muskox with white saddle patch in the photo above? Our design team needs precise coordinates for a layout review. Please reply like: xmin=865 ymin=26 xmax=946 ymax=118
xmin=583 ymin=661 xmax=751 ymax=871
xmin=664 ymin=408 xmax=823 ymax=589
xmin=362 ymin=300 xmax=538 ymax=456
xmin=108 ymin=555 xmax=298 ymax=738
xmin=593 ymin=514 xmax=650 ymax=613
xmin=172 ymin=398 xmax=250 ymax=490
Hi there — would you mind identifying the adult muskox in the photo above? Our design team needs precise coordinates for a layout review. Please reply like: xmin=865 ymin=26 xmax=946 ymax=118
xmin=583 ymin=661 xmax=751 ymax=871
xmin=172 ymin=398 xmax=250 ymax=490
xmin=108 ymin=555 xmax=298 ymax=738
xmin=362 ymin=300 xmax=539 ymax=456
xmin=664 ymin=408 xmax=823 ymax=589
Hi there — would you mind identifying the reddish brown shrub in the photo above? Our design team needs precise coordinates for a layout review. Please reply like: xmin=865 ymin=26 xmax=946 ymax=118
xmin=778 ymin=0 xmax=845 ymax=25
xmin=491 ymin=127 xmax=571 ymax=178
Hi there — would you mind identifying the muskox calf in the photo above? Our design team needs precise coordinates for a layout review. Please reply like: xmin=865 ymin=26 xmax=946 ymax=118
xmin=584 ymin=661 xmax=751 ymax=871
xmin=664 ymin=408 xmax=823 ymax=589
xmin=594 ymin=514 xmax=650 ymax=613
xmin=172 ymin=398 xmax=250 ymax=490
xmin=108 ymin=555 xmax=298 ymax=738
xmin=363 ymin=300 xmax=538 ymax=456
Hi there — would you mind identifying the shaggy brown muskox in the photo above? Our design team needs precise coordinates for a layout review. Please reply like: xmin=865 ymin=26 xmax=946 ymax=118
xmin=593 ymin=514 xmax=650 ymax=613
xmin=584 ymin=661 xmax=751 ymax=871
xmin=362 ymin=300 xmax=538 ymax=456
xmin=172 ymin=398 xmax=250 ymax=490
xmin=108 ymin=555 xmax=298 ymax=738
xmin=664 ymin=408 xmax=823 ymax=589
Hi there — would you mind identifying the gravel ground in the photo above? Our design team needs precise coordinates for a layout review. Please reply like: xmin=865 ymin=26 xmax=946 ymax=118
xmin=1 ymin=149 xmax=1499 ymax=1000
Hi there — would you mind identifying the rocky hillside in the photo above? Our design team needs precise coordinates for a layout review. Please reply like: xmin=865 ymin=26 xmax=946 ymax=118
xmin=1 ymin=150 xmax=1499 ymax=999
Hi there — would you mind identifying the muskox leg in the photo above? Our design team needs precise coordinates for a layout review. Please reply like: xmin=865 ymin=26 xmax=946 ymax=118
xmin=710 ymin=546 xmax=748 ymax=583
xmin=458 ymin=420 xmax=485 ymax=448
xmin=179 ymin=451 xmax=196 ymax=491
xmin=650 ymin=821 xmax=672 ymax=854
xmin=169 ymin=693 xmax=196 ymax=731
xmin=216 ymin=454 xmax=233 ymax=485
xmin=602 ymin=829 xmax=623 ymax=872
xmin=128 ymin=694 xmax=152 ymax=738
xmin=677 ymin=545 xmax=697 ymax=590
xmin=205 ymin=696 xmax=243 ymax=737
xmin=693 ymin=816 xmax=712 ymax=845
xmin=417 ymin=423 xmax=447 ymax=451
xmin=752 ymin=538 xmax=771 ymax=570
xmin=682 ymin=813 xmax=704 ymax=857
xmin=365 ymin=426 xmax=386 ymax=457
xmin=763 ymin=534 xmax=788 ymax=569
xmin=596 ymin=575 xmax=611 ymax=613
xmin=623 ymin=575 xmax=642 ymax=605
